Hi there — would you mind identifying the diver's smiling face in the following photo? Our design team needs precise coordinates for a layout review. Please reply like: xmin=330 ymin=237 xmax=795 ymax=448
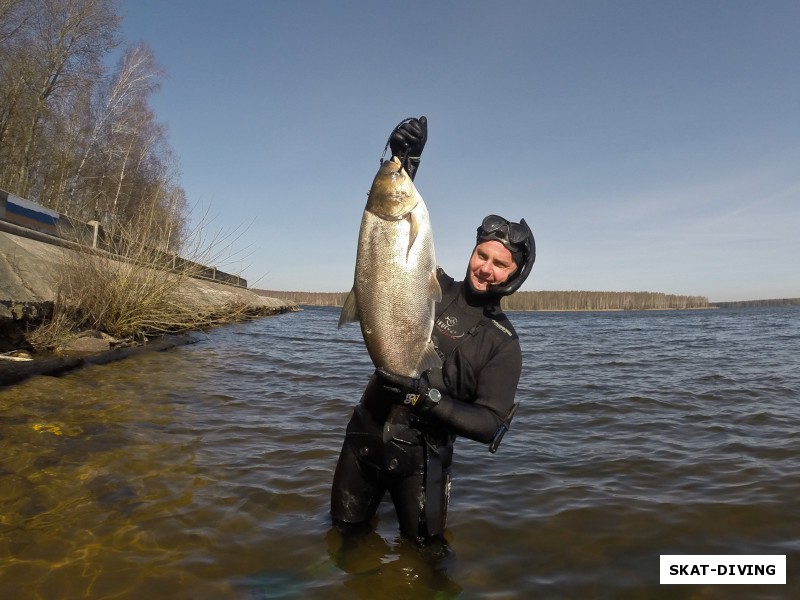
xmin=468 ymin=241 xmax=517 ymax=292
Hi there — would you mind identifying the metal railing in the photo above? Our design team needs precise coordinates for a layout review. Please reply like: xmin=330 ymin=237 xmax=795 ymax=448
xmin=0 ymin=190 xmax=247 ymax=288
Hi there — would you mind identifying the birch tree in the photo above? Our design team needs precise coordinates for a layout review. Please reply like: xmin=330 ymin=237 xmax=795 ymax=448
xmin=67 ymin=42 xmax=164 ymax=217
xmin=13 ymin=0 xmax=119 ymax=197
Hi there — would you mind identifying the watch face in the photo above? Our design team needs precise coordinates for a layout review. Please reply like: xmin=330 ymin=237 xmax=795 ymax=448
xmin=428 ymin=388 xmax=442 ymax=403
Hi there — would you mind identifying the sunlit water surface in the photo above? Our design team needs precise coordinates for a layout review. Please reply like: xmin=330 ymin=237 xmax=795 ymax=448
xmin=1 ymin=306 xmax=798 ymax=599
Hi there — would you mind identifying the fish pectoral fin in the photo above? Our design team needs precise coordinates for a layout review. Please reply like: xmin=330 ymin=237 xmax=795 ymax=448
xmin=337 ymin=289 xmax=359 ymax=328
xmin=428 ymin=270 xmax=442 ymax=302
xmin=405 ymin=212 xmax=419 ymax=261
xmin=418 ymin=342 xmax=442 ymax=373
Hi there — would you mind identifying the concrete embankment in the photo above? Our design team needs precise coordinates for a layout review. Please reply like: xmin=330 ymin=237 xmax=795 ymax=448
xmin=0 ymin=224 xmax=297 ymax=384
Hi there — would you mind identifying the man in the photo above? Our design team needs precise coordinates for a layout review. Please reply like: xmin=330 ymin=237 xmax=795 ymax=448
xmin=330 ymin=116 xmax=535 ymax=548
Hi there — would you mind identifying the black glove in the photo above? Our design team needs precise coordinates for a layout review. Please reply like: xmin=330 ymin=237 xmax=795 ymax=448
xmin=389 ymin=116 xmax=427 ymax=180
xmin=375 ymin=367 xmax=441 ymax=413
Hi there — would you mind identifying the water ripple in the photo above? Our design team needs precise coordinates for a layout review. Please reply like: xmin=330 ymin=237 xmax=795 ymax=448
xmin=1 ymin=305 xmax=798 ymax=598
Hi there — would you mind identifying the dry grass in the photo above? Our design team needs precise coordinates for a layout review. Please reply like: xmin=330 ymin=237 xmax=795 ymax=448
xmin=26 ymin=211 xmax=255 ymax=351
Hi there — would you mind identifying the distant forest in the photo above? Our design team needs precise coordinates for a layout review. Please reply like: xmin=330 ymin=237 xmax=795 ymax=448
xmin=711 ymin=298 xmax=800 ymax=308
xmin=254 ymin=290 xmax=714 ymax=311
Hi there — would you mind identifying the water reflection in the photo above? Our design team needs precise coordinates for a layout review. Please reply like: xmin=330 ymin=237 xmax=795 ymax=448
xmin=323 ymin=527 xmax=461 ymax=599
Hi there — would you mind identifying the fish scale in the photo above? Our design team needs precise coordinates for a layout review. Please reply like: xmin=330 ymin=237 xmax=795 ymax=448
xmin=339 ymin=157 xmax=442 ymax=378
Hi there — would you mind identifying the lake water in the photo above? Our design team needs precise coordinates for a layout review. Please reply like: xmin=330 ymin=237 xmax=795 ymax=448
xmin=1 ymin=305 xmax=798 ymax=599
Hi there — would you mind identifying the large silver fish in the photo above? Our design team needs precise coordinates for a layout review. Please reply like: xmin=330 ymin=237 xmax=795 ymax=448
xmin=338 ymin=156 xmax=442 ymax=377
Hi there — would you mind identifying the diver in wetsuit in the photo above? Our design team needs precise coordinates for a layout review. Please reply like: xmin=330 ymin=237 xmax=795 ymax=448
xmin=330 ymin=117 xmax=536 ymax=547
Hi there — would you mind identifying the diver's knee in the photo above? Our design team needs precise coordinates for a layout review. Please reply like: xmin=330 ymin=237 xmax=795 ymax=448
xmin=331 ymin=516 xmax=372 ymax=536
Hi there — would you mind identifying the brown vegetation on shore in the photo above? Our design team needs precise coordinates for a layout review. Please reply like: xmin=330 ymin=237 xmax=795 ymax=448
xmin=26 ymin=212 xmax=263 ymax=351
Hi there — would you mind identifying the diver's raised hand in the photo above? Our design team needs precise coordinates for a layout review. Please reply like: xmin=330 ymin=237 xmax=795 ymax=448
xmin=389 ymin=116 xmax=427 ymax=180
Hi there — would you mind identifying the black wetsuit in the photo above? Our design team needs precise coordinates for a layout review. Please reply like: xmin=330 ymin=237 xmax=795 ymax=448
xmin=330 ymin=268 xmax=522 ymax=542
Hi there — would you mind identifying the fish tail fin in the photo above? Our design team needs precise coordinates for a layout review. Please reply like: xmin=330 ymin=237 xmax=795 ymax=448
xmin=337 ymin=289 xmax=359 ymax=328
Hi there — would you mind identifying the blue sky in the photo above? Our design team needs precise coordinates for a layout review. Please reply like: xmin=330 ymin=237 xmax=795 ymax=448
xmin=119 ymin=0 xmax=799 ymax=302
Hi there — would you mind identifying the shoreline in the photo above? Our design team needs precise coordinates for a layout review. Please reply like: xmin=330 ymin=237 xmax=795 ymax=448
xmin=0 ymin=227 xmax=299 ymax=376
xmin=0 ymin=333 xmax=197 ymax=388
xmin=0 ymin=306 xmax=298 ymax=388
